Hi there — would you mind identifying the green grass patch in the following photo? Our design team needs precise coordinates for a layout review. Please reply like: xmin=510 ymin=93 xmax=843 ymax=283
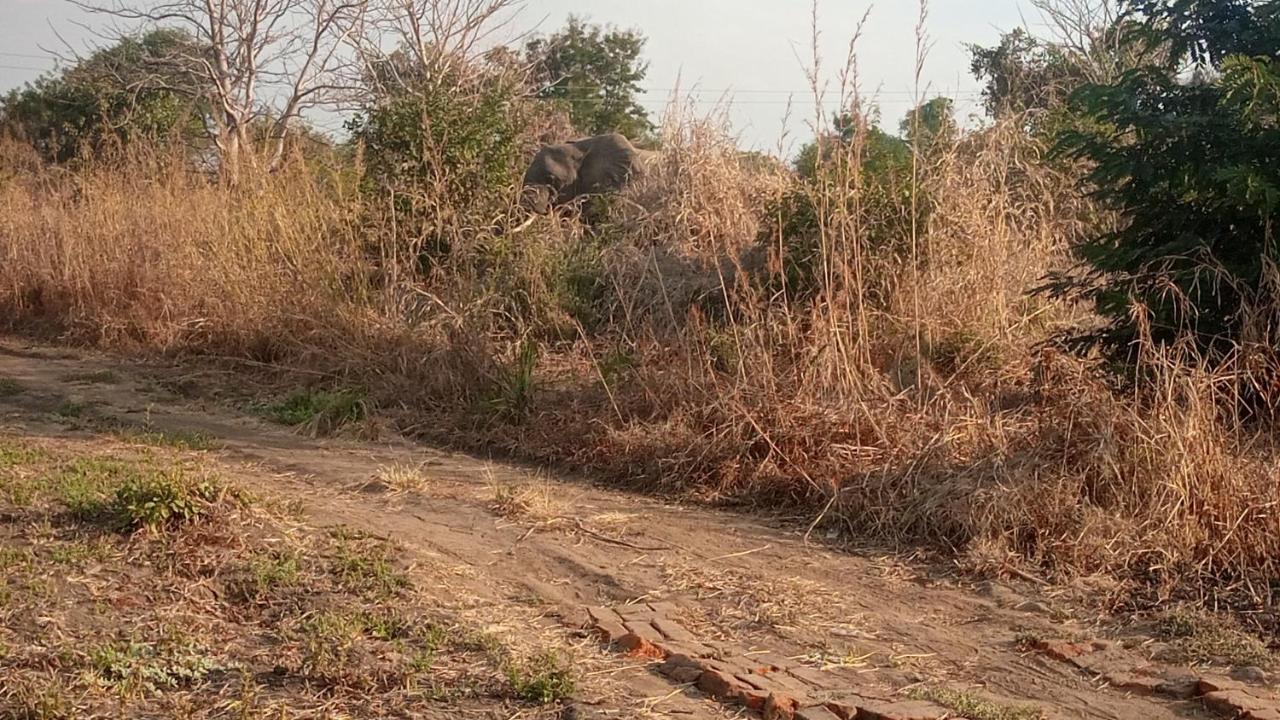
xmin=255 ymin=388 xmax=367 ymax=434
xmin=88 ymin=639 xmax=219 ymax=693
xmin=505 ymin=649 xmax=576 ymax=704
xmin=909 ymin=686 xmax=1045 ymax=720
xmin=330 ymin=528 xmax=409 ymax=597
xmin=118 ymin=427 xmax=217 ymax=451
xmin=0 ymin=377 xmax=21 ymax=397
xmin=54 ymin=400 xmax=93 ymax=419
xmin=62 ymin=370 xmax=119 ymax=385
xmin=1155 ymin=608 xmax=1272 ymax=667
xmin=113 ymin=469 xmax=221 ymax=532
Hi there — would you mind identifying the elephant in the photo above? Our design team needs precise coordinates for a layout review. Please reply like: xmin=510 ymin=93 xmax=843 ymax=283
xmin=520 ymin=133 xmax=652 ymax=215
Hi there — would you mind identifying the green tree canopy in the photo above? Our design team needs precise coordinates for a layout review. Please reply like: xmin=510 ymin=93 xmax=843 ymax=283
xmin=1047 ymin=0 xmax=1280 ymax=361
xmin=524 ymin=16 xmax=653 ymax=140
xmin=0 ymin=29 xmax=207 ymax=163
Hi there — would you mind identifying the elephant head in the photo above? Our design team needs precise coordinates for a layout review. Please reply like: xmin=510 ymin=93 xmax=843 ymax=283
xmin=520 ymin=133 xmax=643 ymax=215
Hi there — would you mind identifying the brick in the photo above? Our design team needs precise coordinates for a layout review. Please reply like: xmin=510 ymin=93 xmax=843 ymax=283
xmin=659 ymin=640 xmax=716 ymax=660
xmin=616 ymin=604 xmax=655 ymax=618
xmin=764 ymin=692 xmax=801 ymax=720
xmin=796 ymin=706 xmax=843 ymax=720
xmin=660 ymin=664 xmax=703 ymax=684
xmin=1246 ymin=710 xmax=1280 ymax=720
xmin=705 ymin=657 xmax=764 ymax=678
xmin=752 ymin=652 xmax=797 ymax=671
xmin=1202 ymin=690 xmax=1277 ymax=716
xmin=855 ymin=700 xmax=951 ymax=720
xmin=786 ymin=665 xmax=835 ymax=689
xmin=1034 ymin=639 xmax=1096 ymax=663
xmin=617 ymin=632 xmax=664 ymax=659
xmin=1200 ymin=676 xmax=1250 ymax=695
xmin=652 ymin=616 xmax=697 ymax=643
xmin=740 ymin=687 xmax=771 ymax=711
xmin=1104 ymin=671 xmax=1163 ymax=695
xmin=593 ymin=619 xmax=629 ymax=644
xmin=648 ymin=601 xmax=680 ymax=616
xmin=698 ymin=668 xmax=749 ymax=701
xmin=737 ymin=670 xmax=814 ymax=699
xmin=586 ymin=606 xmax=625 ymax=626
xmin=1155 ymin=676 xmax=1201 ymax=700
xmin=623 ymin=620 xmax=665 ymax=644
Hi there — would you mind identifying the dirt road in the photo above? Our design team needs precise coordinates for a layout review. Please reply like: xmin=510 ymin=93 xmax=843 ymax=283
xmin=0 ymin=337 xmax=1258 ymax=719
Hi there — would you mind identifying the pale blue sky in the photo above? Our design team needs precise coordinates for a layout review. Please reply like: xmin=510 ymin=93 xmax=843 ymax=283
xmin=0 ymin=0 xmax=1033 ymax=152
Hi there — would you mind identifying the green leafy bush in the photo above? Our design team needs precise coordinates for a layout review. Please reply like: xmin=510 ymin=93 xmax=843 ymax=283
xmin=1046 ymin=0 xmax=1280 ymax=362
xmin=114 ymin=470 xmax=218 ymax=532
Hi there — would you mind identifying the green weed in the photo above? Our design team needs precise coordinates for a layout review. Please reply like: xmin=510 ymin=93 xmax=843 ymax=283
xmin=62 ymin=370 xmax=119 ymax=384
xmin=54 ymin=400 xmax=92 ymax=419
xmin=1155 ymin=608 xmax=1272 ymax=667
xmin=0 ymin=377 xmax=20 ymax=397
xmin=482 ymin=338 xmax=538 ymax=420
xmin=113 ymin=470 xmax=220 ymax=532
xmin=505 ymin=649 xmax=576 ymax=704
xmin=118 ymin=427 xmax=217 ymax=451
xmin=910 ymin=686 xmax=1045 ymax=720
xmin=89 ymin=640 xmax=218 ymax=693
xmin=330 ymin=529 xmax=409 ymax=597
xmin=257 ymin=389 xmax=367 ymax=434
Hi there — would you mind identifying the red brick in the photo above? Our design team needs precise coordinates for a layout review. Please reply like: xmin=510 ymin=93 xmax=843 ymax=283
xmin=698 ymin=668 xmax=749 ymax=701
xmin=659 ymin=640 xmax=717 ymax=660
xmin=616 ymin=603 xmax=656 ymax=617
xmin=1199 ymin=676 xmax=1250 ymax=695
xmin=1104 ymin=671 xmax=1163 ymax=695
xmin=623 ymin=620 xmax=665 ymax=644
xmin=796 ymin=706 xmax=843 ymax=720
xmin=786 ymin=665 xmax=835 ymax=689
xmin=593 ymin=619 xmax=629 ymax=644
xmin=586 ymin=606 xmax=625 ymax=626
xmin=652 ymin=616 xmax=697 ymax=643
xmin=752 ymin=652 xmax=797 ymax=671
xmin=661 ymin=665 xmax=703 ymax=684
xmin=1034 ymin=639 xmax=1096 ymax=663
xmin=648 ymin=601 xmax=680 ymax=616
xmin=738 ymin=671 xmax=814 ymax=699
xmin=740 ymin=687 xmax=771 ymax=711
xmin=1202 ymin=690 xmax=1276 ymax=716
xmin=856 ymin=700 xmax=951 ymax=720
xmin=617 ymin=632 xmax=664 ymax=659
xmin=1156 ymin=677 xmax=1202 ymax=700
xmin=764 ymin=692 xmax=801 ymax=720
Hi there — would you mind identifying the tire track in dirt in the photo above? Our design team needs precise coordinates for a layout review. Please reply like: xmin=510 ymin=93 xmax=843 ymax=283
xmin=0 ymin=338 xmax=1235 ymax=719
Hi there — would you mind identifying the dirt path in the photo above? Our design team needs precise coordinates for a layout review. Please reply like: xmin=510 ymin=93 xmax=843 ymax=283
xmin=0 ymin=337 xmax=1250 ymax=719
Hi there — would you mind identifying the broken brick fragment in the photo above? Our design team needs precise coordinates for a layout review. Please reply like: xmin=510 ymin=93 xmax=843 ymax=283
xmin=855 ymin=699 xmax=952 ymax=720
xmin=623 ymin=620 xmax=665 ymax=644
xmin=616 ymin=632 xmax=664 ymax=659
xmin=697 ymin=668 xmax=749 ymax=701
xmin=796 ymin=706 xmax=843 ymax=720
xmin=1033 ymin=638 xmax=1097 ymax=663
xmin=652 ymin=616 xmax=697 ymax=643
xmin=764 ymin=691 xmax=801 ymax=720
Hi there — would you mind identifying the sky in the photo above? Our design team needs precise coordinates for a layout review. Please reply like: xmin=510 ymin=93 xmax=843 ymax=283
xmin=0 ymin=0 xmax=1033 ymax=154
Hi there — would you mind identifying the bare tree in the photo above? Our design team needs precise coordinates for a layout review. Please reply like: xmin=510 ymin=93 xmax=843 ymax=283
xmin=1030 ymin=0 xmax=1162 ymax=83
xmin=75 ymin=0 xmax=371 ymax=179
xmin=351 ymin=0 xmax=524 ymax=96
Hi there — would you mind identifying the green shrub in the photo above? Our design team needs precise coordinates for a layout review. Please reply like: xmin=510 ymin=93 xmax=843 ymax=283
xmin=260 ymin=389 xmax=367 ymax=434
xmin=113 ymin=470 xmax=218 ymax=532
xmin=1046 ymin=1 xmax=1280 ymax=362
xmin=505 ymin=650 xmax=575 ymax=704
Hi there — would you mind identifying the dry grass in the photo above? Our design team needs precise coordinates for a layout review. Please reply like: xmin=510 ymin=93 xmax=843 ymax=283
xmin=1 ymin=10 xmax=1278 ymax=637
xmin=0 ymin=435 xmax=576 ymax=717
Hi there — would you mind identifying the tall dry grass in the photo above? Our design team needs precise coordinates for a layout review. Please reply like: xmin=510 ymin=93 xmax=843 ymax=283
xmin=1 ymin=84 xmax=1279 ymax=621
